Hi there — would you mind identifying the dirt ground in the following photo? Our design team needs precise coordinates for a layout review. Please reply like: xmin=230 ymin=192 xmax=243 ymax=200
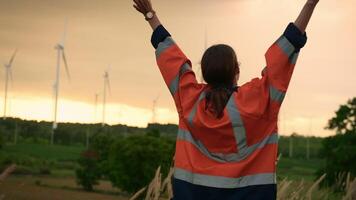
xmin=0 ymin=176 xmax=129 ymax=200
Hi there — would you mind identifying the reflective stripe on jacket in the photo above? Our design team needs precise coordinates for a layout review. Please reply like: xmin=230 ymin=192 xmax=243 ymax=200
xmin=151 ymin=23 xmax=307 ymax=199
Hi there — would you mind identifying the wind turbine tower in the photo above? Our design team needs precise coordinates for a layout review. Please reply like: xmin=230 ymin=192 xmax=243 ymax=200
xmin=94 ymin=93 xmax=99 ymax=122
xmin=102 ymin=70 xmax=111 ymax=127
xmin=51 ymin=21 xmax=71 ymax=145
xmin=151 ymin=95 xmax=160 ymax=123
xmin=3 ymin=49 xmax=17 ymax=119
xmin=197 ymin=27 xmax=208 ymax=83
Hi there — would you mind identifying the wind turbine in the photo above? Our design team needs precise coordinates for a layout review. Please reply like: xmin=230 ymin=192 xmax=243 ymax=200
xmin=51 ymin=20 xmax=71 ymax=145
xmin=3 ymin=49 xmax=17 ymax=119
xmin=196 ymin=26 xmax=208 ymax=83
xmin=306 ymin=117 xmax=313 ymax=160
xmin=94 ymin=93 xmax=99 ymax=123
xmin=204 ymin=26 xmax=208 ymax=51
xmin=101 ymin=69 xmax=111 ymax=127
xmin=151 ymin=95 xmax=160 ymax=123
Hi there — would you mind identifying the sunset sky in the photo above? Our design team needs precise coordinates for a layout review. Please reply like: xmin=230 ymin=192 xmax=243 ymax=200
xmin=0 ymin=0 xmax=355 ymax=137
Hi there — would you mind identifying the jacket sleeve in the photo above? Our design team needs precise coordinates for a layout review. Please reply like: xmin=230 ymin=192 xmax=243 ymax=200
xmin=237 ymin=23 xmax=307 ymax=118
xmin=151 ymin=25 xmax=203 ymax=117
xmin=263 ymin=23 xmax=307 ymax=103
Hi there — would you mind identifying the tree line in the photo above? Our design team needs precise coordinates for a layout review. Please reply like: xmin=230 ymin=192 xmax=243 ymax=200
xmin=0 ymin=118 xmax=177 ymax=146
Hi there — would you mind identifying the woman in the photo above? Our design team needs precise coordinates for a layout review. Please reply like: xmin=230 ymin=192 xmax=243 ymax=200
xmin=133 ymin=0 xmax=319 ymax=199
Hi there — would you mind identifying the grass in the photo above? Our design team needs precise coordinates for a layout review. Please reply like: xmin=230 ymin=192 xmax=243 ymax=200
xmin=277 ymin=157 xmax=324 ymax=181
xmin=1 ymin=143 xmax=326 ymax=181
xmin=0 ymin=143 xmax=85 ymax=176
xmin=0 ymin=176 xmax=129 ymax=200
xmin=1 ymin=143 xmax=85 ymax=161
xmin=1 ymin=142 xmax=341 ymax=199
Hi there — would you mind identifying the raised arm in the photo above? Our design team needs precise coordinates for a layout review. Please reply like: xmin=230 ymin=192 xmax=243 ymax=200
xmin=251 ymin=0 xmax=320 ymax=112
xmin=294 ymin=0 xmax=319 ymax=33
xmin=133 ymin=0 xmax=202 ymax=118
xmin=133 ymin=0 xmax=161 ymax=30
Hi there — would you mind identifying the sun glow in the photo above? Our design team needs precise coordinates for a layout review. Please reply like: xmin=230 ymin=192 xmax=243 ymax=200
xmin=0 ymin=95 xmax=178 ymax=127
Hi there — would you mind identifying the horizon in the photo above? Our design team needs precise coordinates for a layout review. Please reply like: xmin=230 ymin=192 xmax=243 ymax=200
xmin=0 ymin=116 xmax=333 ymax=138
xmin=1 ymin=0 xmax=355 ymax=137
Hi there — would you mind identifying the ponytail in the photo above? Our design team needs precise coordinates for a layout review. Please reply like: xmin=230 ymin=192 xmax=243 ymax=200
xmin=201 ymin=44 xmax=239 ymax=118
xmin=205 ymin=85 xmax=237 ymax=118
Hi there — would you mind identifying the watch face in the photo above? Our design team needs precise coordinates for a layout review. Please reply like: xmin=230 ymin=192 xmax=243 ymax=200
xmin=146 ymin=12 xmax=154 ymax=19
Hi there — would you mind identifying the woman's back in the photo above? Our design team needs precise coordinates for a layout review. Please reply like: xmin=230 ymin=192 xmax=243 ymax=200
xmin=152 ymin=23 xmax=305 ymax=200
xmin=132 ymin=0 xmax=319 ymax=198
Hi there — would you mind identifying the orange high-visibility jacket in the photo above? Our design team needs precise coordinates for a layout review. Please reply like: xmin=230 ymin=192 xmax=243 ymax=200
xmin=151 ymin=23 xmax=307 ymax=200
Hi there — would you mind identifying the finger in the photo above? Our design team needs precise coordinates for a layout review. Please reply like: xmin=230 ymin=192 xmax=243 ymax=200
xmin=141 ymin=0 xmax=150 ymax=10
xmin=147 ymin=0 xmax=153 ymax=10
xmin=133 ymin=4 xmax=143 ymax=13
xmin=133 ymin=0 xmax=142 ymax=8
xmin=136 ymin=0 xmax=146 ymax=11
xmin=133 ymin=0 xmax=143 ymax=11
xmin=140 ymin=0 xmax=150 ymax=12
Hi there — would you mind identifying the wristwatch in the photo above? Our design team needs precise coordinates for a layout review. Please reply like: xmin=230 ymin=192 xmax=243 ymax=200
xmin=145 ymin=11 xmax=155 ymax=21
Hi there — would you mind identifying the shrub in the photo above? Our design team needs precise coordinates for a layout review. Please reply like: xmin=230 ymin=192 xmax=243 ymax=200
xmin=38 ymin=166 xmax=51 ymax=175
xmin=319 ymin=97 xmax=356 ymax=191
xmin=318 ymin=131 xmax=356 ymax=191
xmin=108 ymin=134 xmax=174 ymax=193
xmin=75 ymin=150 xmax=101 ymax=191
xmin=0 ymin=132 xmax=3 ymax=149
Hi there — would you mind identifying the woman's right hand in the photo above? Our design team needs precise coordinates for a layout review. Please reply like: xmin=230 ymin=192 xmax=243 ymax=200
xmin=307 ymin=0 xmax=319 ymax=6
xmin=133 ymin=0 xmax=161 ymax=30
xmin=133 ymin=0 xmax=154 ymax=16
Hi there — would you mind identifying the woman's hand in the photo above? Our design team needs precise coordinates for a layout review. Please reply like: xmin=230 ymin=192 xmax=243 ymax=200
xmin=307 ymin=0 xmax=319 ymax=6
xmin=133 ymin=0 xmax=154 ymax=16
xmin=294 ymin=0 xmax=320 ymax=33
xmin=133 ymin=0 xmax=161 ymax=30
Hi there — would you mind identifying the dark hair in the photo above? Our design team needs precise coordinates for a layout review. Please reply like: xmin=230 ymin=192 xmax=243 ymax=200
xmin=201 ymin=44 xmax=239 ymax=118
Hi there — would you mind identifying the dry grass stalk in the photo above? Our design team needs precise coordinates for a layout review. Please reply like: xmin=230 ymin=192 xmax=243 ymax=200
xmin=306 ymin=173 xmax=326 ymax=200
xmin=289 ymin=179 xmax=305 ymax=200
xmin=277 ymin=177 xmax=287 ymax=191
xmin=0 ymin=164 xmax=16 ymax=200
xmin=0 ymin=164 xmax=16 ymax=182
xmin=166 ymin=177 xmax=173 ymax=200
xmin=345 ymin=172 xmax=351 ymax=191
xmin=277 ymin=179 xmax=293 ymax=200
xmin=144 ymin=177 xmax=155 ymax=200
xmin=343 ymin=177 xmax=356 ymax=200
xmin=161 ymin=167 xmax=174 ymax=192
xmin=134 ymin=167 xmax=336 ymax=200
xmin=131 ymin=166 xmax=175 ymax=200
xmin=161 ymin=167 xmax=174 ymax=200
xmin=153 ymin=171 xmax=161 ymax=200
xmin=336 ymin=172 xmax=348 ymax=190
xmin=166 ymin=168 xmax=174 ymax=200
xmin=129 ymin=187 xmax=147 ymax=200
xmin=144 ymin=166 xmax=162 ymax=200
xmin=277 ymin=153 xmax=282 ymax=164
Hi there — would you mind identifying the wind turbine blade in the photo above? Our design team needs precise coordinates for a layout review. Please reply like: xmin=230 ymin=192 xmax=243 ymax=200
xmin=9 ymin=68 xmax=13 ymax=84
xmin=62 ymin=50 xmax=71 ymax=81
xmin=204 ymin=26 xmax=208 ymax=50
xmin=61 ymin=18 xmax=68 ymax=47
xmin=155 ymin=94 xmax=160 ymax=102
xmin=8 ymin=49 xmax=18 ymax=66
xmin=106 ymin=77 xmax=111 ymax=95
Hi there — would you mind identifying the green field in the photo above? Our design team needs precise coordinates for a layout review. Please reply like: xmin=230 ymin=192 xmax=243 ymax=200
xmin=277 ymin=157 xmax=324 ymax=181
xmin=0 ymin=142 xmax=323 ymax=178
xmin=0 ymin=142 xmax=340 ymax=199
xmin=1 ymin=143 xmax=85 ymax=161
